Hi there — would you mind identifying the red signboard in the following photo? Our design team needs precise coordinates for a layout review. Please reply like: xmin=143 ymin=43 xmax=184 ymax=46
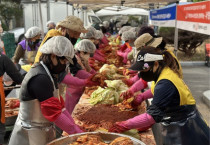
xmin=177 ymin=1 xmax=210 ymax=24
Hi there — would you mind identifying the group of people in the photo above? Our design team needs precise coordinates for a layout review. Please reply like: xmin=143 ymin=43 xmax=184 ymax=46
xmin=0 ymin=15 xmax=208 ymax=145
xmin=109 ymin=25 xmax=210 ymax=145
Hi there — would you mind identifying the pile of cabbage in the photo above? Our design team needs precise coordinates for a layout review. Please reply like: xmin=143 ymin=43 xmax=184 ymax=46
xmin=99 ymin=64 xmax=125 ymax=79
xmin=89 ymin=80 xmax=128 ymax=105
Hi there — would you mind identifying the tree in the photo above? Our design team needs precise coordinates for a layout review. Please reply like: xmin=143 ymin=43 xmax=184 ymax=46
xmin=193 ymin=0 xmax=205 ymax=2
xmin=159 ymin=27 xmax=209 ymax=56
xmin=0 ymin=0 xmax=22 ymax=30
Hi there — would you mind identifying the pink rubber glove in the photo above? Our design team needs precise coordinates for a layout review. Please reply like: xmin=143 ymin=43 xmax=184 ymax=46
xmin=75 ymin=70 xmax=92 ymax=79
xmin=126 ymin=113 xmax=155 ymax=131
xmin=62 ymin=73 xmax=86 ymax=88
xmin=54 ymin=109 xmax=83 ymax=134
xmin=95 ymin=49 xmax=105 ymax=57
xmin=109 ymin=113 xmax=155 ymax=133
xmin=129 ymin=75 xmax=139 ymax=84
xmin=89 ymin=69 xmax=96 ymax=75
xmin=93 ymin=51 xmax=106 ymax=62
xmin=65 ymin=87 xmax=83 ymax=114
xmin=132 ymin=89 xmax=153 ymax=107
xmin=129 ymin=78 xmax=148 ymax=93
xmin=101 ymin=36 xmax=109 ymax=45
xmin=122 ymin=51 xmax=129 ymax=64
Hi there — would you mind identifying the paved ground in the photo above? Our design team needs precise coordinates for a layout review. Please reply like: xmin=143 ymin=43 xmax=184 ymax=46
xmin=182 ymin=65 xmax=210 ymax=124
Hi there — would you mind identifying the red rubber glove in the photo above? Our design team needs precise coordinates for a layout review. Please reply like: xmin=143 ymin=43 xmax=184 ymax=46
xmin=108 ymin=121 xmax=129 ymax=133
xmin=122 ymin=79 xmax=134 ymax=87
xmin=85 ymin=74 xmax=100 ymax=87
xmin=120 ymin=89 xmax=134 ymax=100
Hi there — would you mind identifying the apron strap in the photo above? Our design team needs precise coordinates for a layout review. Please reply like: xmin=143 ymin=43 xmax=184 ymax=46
xmin=40 ymin=61 xmax=60 ymax=101
xmin=0 ymin=76 xmax=5 ymax=123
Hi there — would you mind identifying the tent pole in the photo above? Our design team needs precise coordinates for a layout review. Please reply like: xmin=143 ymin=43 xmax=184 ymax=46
xmin=38 ymin=0 xmax=44 ymax=38
xmin=174 ymin=1 xmax=179 ymax=56
xmin=47 ymin=0 xmax=50 ymax=21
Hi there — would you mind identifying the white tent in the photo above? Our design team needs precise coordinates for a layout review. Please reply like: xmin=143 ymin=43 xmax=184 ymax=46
xmin=96 ymin=6 xmax=149 ymax=16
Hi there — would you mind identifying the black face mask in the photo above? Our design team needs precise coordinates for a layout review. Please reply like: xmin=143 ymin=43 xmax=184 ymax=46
xmin=139 ymin=68 xmax=154 ymax=82
xmin=90 ymin=53 xmax=94 ymax=57
xmin=65 ymin=33 xmax=77 ymax=45
xmin=34 ymin=39 xmax=40 ymax=44
xmin=139 ymin=66 xmax=161 ymax=82
xmin=95 ymin=44 xmax=99 ymax=49
xmin=51 ymin=57 xmax=66 ymax=74
xmin=28 ymin=39 xmax=40 ymax=46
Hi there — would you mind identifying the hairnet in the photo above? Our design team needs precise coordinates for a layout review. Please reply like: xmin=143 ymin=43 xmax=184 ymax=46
xmin=46 ymin=20 xmax=55 ymax=27
xmin=25 ymin=26 xmax=41 ymax=39
xmin=103 ymin=21 xmax=109 ymax=28
xmin=95 ymin=30 xmax=104 ymax=40
xmin=118 ymin=26 xmax=132 ymax=35
xmin=121 ymin=31 xmax=136 ymax=41
xmin=129 ymin=27 xmax=140 ymax=37
xmin=39 ymin=36 xmax=74 ymax=64
xmin=80 ymin=26 xmax=96 ymax=39
xmin=75 ymin=39 xmax=96 ymax=54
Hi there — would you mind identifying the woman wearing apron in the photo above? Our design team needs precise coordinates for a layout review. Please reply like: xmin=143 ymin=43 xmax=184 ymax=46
xmin=13 ymin=26 xmax=41 ymax=65
xmin=109 ymin=46 xmax=210 ymax=145
xmin=9 ymin=36 xmax=83 ymax=145
xmin=0 ymin=54 xmax=23 ymax=145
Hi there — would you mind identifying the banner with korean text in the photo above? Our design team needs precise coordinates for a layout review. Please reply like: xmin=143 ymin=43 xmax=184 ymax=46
xmin=177 ymin=1 xmax=210 ymax=35
xmin=150 ymin=5 xmax=176 ymax=27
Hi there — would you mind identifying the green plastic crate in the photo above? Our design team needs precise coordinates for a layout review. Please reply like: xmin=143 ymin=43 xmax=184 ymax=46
xmin=2 ymin=32 xmax=16 ymax=58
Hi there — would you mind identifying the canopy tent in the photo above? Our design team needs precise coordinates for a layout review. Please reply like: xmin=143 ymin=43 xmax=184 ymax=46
xmin=96 ymin=6 xmax=149 ymax=17
xmin=66 ymin=0 xmax=178 ymax=10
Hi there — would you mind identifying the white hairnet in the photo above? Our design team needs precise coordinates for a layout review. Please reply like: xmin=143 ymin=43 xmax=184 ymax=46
xmin=46 ymin=20 xmax=55 ymax=27
xmin=121 ymin=31 xmax=136 ymax=41
xmin=80 ymin=26 xmax=96 ymax=39
xmin=118 ymin=26 xmax=132 ymax=35
xmin=103 ymin=21 xmax=109 ymax=28
xmin=129 ymin=27 xmax=140 ymax=37
xmin=24 ymin=26 xmax=42 ymax=39
xmin=75 ymin=39 xmax=96 ymax=54
xmin=95 ymin=30 xmax=104 ymax=40
xmin=39 ymin=36 xmax=74 ymax=64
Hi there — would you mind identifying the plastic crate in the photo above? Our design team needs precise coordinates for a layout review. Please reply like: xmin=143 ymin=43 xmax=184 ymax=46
xmin=2 ymin=32 xmax=16 ymax=58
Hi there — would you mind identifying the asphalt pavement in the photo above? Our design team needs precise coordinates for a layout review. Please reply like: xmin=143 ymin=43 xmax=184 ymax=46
xmin=182 ymin=65 xmax=210 ymax=125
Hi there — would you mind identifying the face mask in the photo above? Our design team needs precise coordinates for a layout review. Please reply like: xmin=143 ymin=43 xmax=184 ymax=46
xmin=139 ymin=65 xmax=161 ymax=82
xmin=34 ymin=39 xmax=40 ymax=44
xmin=51 ymin=57 xmax=67 ymax=74
xmin=122 ymin=41 xmax=125 ymax=44
xmin=28 ymin=39 xmax=40 ymax=46
xmin=65 ymin=33 xmax=78 ymax=45
xmin=139 ymin=68 xmax=154 ymax=82
xmin=90 ymin=53 xmax=94 ymax=57
xmin=95 ymin=44 xmax=99 ymax=49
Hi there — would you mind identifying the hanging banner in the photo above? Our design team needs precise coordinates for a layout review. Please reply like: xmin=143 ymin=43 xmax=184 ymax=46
xmin=177 ymin=1 xmax=210 ymax=35
xmin=149 ymin=5 xmax=176 ymax=27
